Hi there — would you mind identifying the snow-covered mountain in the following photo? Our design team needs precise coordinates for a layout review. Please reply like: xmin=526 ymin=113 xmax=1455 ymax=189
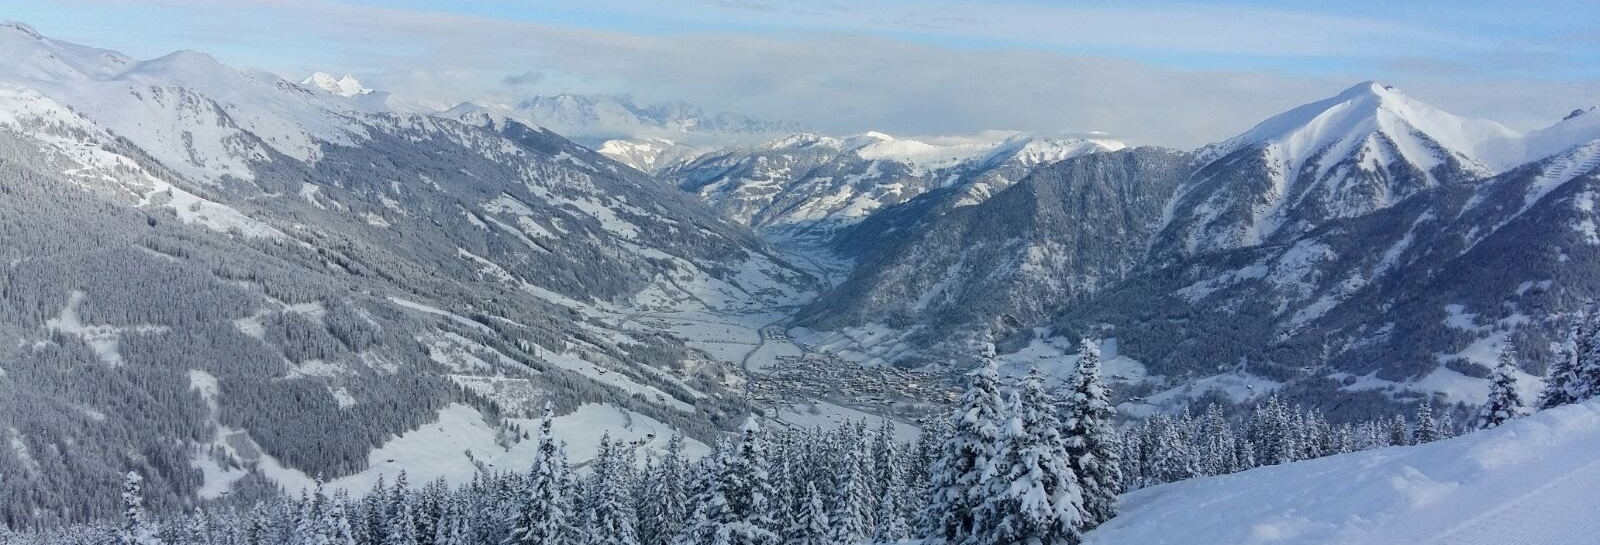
xmin=443 ymin=93 xmax=801 ymax=150
xmin=773 ymin=81 xmax=1600 ymax=421
xmin=595 ymin=136 xmax=706 ymax=173
xmin=301 ymin=72 xmax=371 ymax=97
xmin=0 ymin=22 xmax=815 ymax=526
xmin=667 ymin=131 xmax=1125 ymax=234
xmin=1089 ymin=399 xmax=1600 ymax=544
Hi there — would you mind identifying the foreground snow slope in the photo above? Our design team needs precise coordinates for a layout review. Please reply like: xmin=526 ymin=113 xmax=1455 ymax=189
xmin=1089 ymin=400 xmax=1600 ymax=545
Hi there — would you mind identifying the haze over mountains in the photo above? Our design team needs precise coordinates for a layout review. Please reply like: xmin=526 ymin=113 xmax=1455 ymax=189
xmin=2 ymin=20 xmax=1600 ymax=538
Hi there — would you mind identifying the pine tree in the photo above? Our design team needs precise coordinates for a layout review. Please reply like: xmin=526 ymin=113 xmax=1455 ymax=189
xmin=784 ymin=481 xmax=831 ymax=545
xmin=1477 ymin=342 xmax=1526 ymax=429
xmin=324 ymin=490 xmax=358 ymax=545
xmin=505 ymin=403 xmax=571 ymax=545
xmin=1057 ymin=337 xmax=1123 ymax=528
xmin=384 ymin=473 xmax=420 ymax=545
xmin=246 ymin=504 xmax=274 ymax=545
xmin=1538 ymin=337 xmax=1581 ymax=410
xmin=581 ymin=434 xmax=640 ymax=545
xmin=639 ymin=435 xmax=690 ymax=545
xmin=1569 ymin=311 xmax=1600 ymax=402
xmin=827 ymin=444 xmax=871 ymax=545
xmin=120 ymin=472 xmax=162 ymax=545
xmin=921 ymin=341 xmax=1007 ymax=544
xmin=1412 ymin=403 xmax=1440 ymax=444
xmin=681 ymin=418 xmax=780 ymax=545
xmin=870 ymin=481 xmax=910 ymax=544
xmin=1387 ymin=415 xmax=1410 ymax=446
xmin=363 ymin=476 xmax=389 ymax=545
xmin=983 ymin=368 xmax=1085 ymax=545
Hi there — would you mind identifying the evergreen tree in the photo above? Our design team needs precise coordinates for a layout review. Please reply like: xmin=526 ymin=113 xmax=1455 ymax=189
xmin=1477 ymin=342 xmax=1526 ymax=429
xmin=1057 ymin=338 xmax=1123 ymax=528
xmin=679 ymin=419 xmax=780 ymax=545
xmin=983 ymin=368 xmax=1085 ymax=545
xmin=1387 ymin=415 xmax=1410 ymax=446
xmin=505 ymin=403 xmax=571 ymax=545
xmin=1538 ymin=338 xmax=1581 ymax=410
xmin=119 ymin=472 xmax=162 ymax=545
xmin=785 ymin=482 xmax=830 ymax=545
xmin=827 ymin=444 xmax=871 ymax=545
xmin=581 ymin=434 xmax=640 ymax=545
xmin=870 ymin=481 xmax=910 ymax=545
xmin=321 ymin=490 xmax=356 ymax=545
xmin=1412 ymin=403 xmax=1440 ymax=444
xmin=384 ymin=473 xmax=420 ymax=545
xmin=1569 ymin=311 xmax=1600 ymax=402
xmin=639 ymin=435 xmax=690 ymax=545
xmin=921 ymin=341 xmax=1007 ymax=544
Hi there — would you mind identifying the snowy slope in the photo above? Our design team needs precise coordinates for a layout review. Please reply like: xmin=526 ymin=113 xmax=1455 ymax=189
xmin=1207 ymin=81 xmax=1520 ymax=176
xmin=0 ymin=21 xmax=365 ymax=182
xmin=1089 ymin=401 xmax=1600 ymax=545
xmin=596 ymin=137 xmax=705 ymax=173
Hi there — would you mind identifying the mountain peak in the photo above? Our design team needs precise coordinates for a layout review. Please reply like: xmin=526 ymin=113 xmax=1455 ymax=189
xmin=0 ymin=21 xmax=43 ymax=39
xmin=301 ymin=72 xmax=372 ymax=97
xmin=1565 ymin=107 xmax=1595 ymax=121
xmin=1211 ymin=80 xmax=1518 ymax=174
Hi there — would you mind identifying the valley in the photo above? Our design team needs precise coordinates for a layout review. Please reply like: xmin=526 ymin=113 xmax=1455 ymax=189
xmin=1 ymin=11 xmax=1599 ymax=544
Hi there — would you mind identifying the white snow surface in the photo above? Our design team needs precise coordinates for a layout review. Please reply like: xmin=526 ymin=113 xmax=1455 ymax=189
xmin=1208 ymin=81 xmax=1519 ymax=176
xmin=1089 ymin=399 xmax=1600 ymax=545
xmin=0 ymin=22 xmax=366 ymax=182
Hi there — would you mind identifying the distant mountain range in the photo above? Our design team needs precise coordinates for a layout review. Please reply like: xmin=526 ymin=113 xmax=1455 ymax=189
xmin=769 ymin=80 xmax=1600 ymax=423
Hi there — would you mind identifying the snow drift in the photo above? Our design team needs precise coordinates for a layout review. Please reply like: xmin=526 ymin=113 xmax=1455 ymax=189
xmin=1088 ymin=400 xmax=1600 ymax=544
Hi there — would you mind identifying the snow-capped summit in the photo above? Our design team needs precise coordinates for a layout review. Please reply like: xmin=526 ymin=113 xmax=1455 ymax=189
xmin=1209 ymin=81 xmax=1520 ymax=176
xmin=301 ymin=72 xmax=372 ymax=97
xmin=1158 ymin=82 xmax=1529 ymax=258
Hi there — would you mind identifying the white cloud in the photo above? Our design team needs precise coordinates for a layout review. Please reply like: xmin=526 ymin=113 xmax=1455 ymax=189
xmin=33 ymin=0 xmax=1600 ymax=147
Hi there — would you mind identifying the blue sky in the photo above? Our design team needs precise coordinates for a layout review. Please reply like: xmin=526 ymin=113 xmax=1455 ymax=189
xmin=7 ymin=0 xmax=1598 ymax=146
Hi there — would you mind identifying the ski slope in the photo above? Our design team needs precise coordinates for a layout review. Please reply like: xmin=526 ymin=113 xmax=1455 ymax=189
xmin=1088 ymin=400 xmax=1600 ymax=545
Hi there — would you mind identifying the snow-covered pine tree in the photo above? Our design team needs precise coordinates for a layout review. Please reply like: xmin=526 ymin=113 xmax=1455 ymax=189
xmin=673 ymin=441 xmax=727 ymax=545
xmin=1538 ymin=336 xmax=1581 ymax=410
xmin=506 ymin=403 xmax=571 ymax=545
xmin=325 ymin=490 xmax=358 ymax=545
xmin=870 ymin=481 xmax=910 ymax=544
xmin=1195 ymin=405 xmax=1230 ymax=477
xmin=1477 ymin=342 xmax=1526 ymax=429
xmin=1387 ymin=415 xmax=1410 ymax=446
xmin=827 ymin=443 xmax=871 ymax=545
xmin=119 ymin=472 xmax=162 ymax=545
xmin=786 ymin=481 xmax=830 ymax=545
xmin=983 ymin=368 xmax=1085 ymax=545
xmin=581 ymin=434 xmax=640 ymax=545
xmin=869 ymin=419 xmax=901 ymax=517
xmin=1147 ymin=417 xmax=1196 ymax=485
xmin=703 ymin=418 xmax=780 ymax=545
xmin=639 ymin=435 xmax=690 ymax=545
xmin=362 ymin=476 xmax=389 ymax=545
xmin=921 ymin=340 xmax=1007 ymax=544
xmin=246 ymin=504 xmax=274 ymax=545
xmin=1412 ymin=403 xmax=1440 ymax=444
xmin=384 ymin=472 xmax=420 ymax=545
xmin=1057 ymin=337 xmax=1123 ymax=528
xmin=1568 ymin=310 xmax=1600 ymax=402
xmin=430 ymin=494 xmax=464 ymax=545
